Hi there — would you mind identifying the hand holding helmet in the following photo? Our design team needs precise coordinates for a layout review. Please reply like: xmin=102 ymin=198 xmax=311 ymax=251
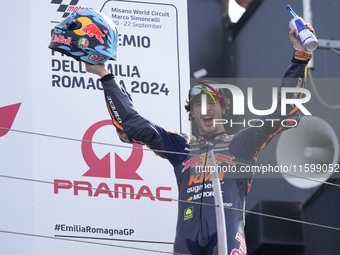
xmin=85 ymin=63 xmax=110 ymax=77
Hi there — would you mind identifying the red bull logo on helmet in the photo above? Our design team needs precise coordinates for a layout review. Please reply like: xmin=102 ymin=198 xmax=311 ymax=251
xmin=73 ymin=16 xmax=107 ymax=44
xmin=81 ymin=23 xmax=106 ymax=44
xmin=51 ymin=34 xmax=71 ymax=45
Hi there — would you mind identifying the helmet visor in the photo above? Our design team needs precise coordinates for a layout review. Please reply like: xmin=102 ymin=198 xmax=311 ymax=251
xmin=57 ymin=13 xmax=81 ymax=30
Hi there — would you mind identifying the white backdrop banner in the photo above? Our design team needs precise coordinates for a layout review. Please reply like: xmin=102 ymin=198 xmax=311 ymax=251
xmin=0 ymin=0 xmax=189 ymax=254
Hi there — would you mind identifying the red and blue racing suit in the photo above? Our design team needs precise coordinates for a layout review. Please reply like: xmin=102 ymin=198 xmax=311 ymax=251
xmin=100 ymin=57 xmax=309 ymax=254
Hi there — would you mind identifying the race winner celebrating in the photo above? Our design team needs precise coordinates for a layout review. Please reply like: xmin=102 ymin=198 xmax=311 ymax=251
xmin=86 ymin=27 xmax=315 ymax=255
xmin=54 ymin=9 xmax=315 ymax=255
xmin=87 ymin=26 xmax=316 ymax=255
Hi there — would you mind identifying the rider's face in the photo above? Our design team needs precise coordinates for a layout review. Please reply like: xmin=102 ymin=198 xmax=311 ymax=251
xmin=191 ymin=96 xmax=227 ymax=137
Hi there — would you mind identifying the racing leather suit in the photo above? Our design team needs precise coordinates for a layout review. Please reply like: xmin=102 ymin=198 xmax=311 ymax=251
xmin=100 ymin=58 xmax=309 ymax=254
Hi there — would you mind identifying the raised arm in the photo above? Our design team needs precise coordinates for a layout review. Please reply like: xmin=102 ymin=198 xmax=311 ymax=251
xmin=86 ymin=64 xmax=188 ymax=167
xmin=229 ymin=24 xmax=315 ymax=162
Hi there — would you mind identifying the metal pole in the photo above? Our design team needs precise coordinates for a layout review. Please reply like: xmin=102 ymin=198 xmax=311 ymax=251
xmin=208 ymin=150 xmax=228 ymax=254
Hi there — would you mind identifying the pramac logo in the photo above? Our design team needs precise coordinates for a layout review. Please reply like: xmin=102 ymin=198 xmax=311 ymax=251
xmin=81 ymin=120 xmax=143 ymax=180
xmin=54 ymin=120 xmax=172 ymax=202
